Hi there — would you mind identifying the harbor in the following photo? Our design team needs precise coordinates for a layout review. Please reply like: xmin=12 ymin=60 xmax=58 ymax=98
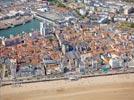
xmin=0 ymin=19 xmax=40 ymax=37
xmin=0 ymin=15 xmax=33 ymax=30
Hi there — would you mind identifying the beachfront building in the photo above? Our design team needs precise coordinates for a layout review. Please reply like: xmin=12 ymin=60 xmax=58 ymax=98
xmin=109 ymin=58 xmax=123 ymax=69
xmin=10 ymin=59 xmax=17 ymax=79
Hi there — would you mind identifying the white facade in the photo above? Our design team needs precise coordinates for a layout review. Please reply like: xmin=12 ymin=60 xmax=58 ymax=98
xmin=79 ymin=9 xmax=87 ymax=16
xmin=21 ymin=0 xmax=27 ymax=2
xmin=40 ymin=21 xmax=54 ymax=37
xmin=40 ymin=22 xmax=44 ymax=36
xmin=1 ymin=38 xmax=5 ymax=46
xmin=124 ymin=9 xmax=129 ymax=15
xmin=10 ymin=59 xmax=17 ymax=79
xmin=40 ymin=22 xmax=48 ymax=37
xmin=109 ymin=58 xmax=123 ymax=68
xmin=84 ymin=0 xmax=90 ymax=4
xmin=77 ymin=0 xmax=83 ymax=3
xmin=62 ymin=44 xmax=66 ymax=55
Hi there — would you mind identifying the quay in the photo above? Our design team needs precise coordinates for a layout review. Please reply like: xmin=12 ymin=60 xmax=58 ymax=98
xmin=34 ymin=14 xmax=56 ymax=25
xmin=0 ymin=15 xmax=33 ymax=30
xmin=32 ymin=11 xmax=59 ymax=25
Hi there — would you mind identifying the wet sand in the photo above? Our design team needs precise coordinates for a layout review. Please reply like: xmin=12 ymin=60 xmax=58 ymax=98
xmin=1 ymin=73 xmax=134 ymax=100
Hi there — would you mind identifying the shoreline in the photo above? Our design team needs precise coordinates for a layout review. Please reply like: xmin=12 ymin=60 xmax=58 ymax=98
xmin=1 ymin=73 xmax=134 ymax=100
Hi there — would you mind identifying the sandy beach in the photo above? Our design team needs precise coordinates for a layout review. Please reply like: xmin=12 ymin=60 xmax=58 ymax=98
xmin=1 ymin=73 xmax=134 ymax=100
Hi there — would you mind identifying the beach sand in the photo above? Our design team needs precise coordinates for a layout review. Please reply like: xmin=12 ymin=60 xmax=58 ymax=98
xmin=1 ymin=73 xmax=134 ymax=100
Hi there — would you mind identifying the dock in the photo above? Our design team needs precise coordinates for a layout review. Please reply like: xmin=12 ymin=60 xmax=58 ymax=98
xmin=0 ymin=15 xmax=33 ymax=30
